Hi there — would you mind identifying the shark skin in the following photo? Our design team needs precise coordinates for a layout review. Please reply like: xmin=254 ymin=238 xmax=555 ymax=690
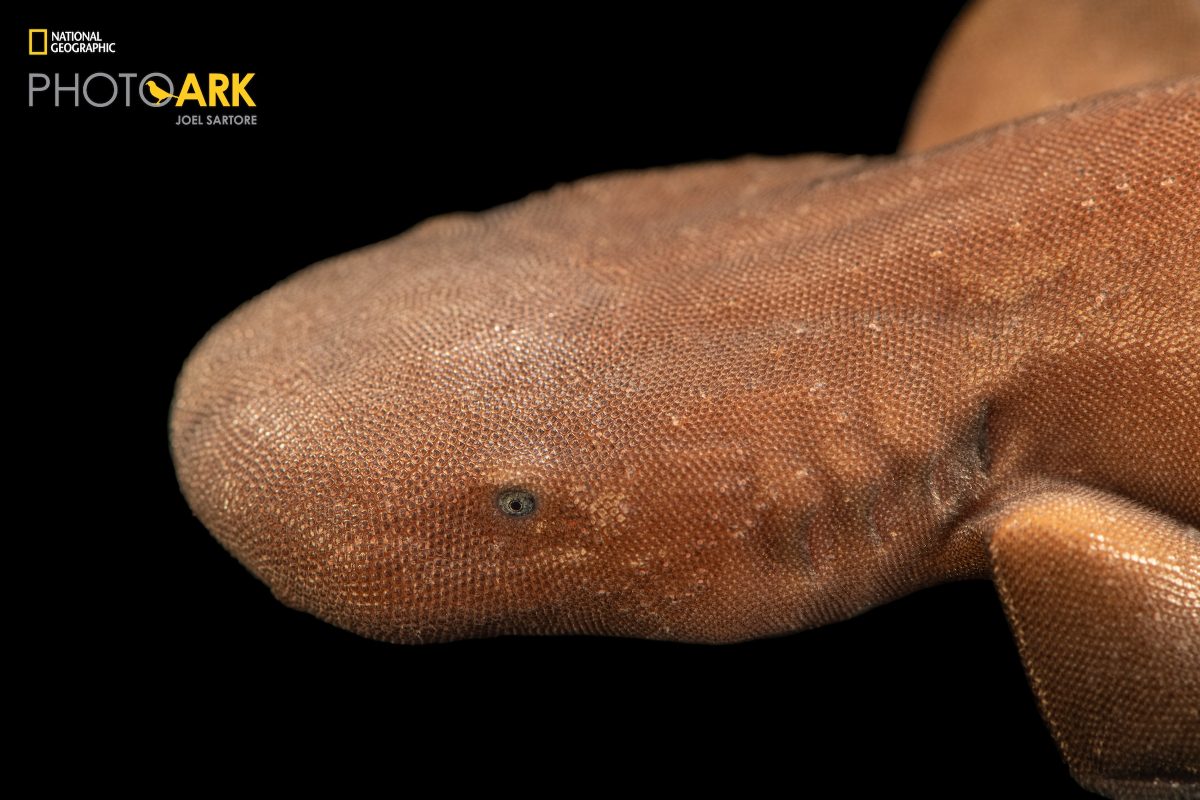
xmin=172 ymin=76 xmax=1199 ymax=798
xmin=170 ymin=3 xmax=1199 ymax=795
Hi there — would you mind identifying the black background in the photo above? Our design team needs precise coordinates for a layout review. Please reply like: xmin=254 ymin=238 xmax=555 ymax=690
xmin=17 ymin=5 xmax=1091 ymax=795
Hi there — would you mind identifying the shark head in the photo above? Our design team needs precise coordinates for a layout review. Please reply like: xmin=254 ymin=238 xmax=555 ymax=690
xmin=170 ymin=155 xmax=991 ymax=644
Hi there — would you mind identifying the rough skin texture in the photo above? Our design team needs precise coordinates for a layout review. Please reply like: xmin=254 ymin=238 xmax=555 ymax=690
xmin=987 ymin=487 xmax=1199 ymax=798
xmin=172 ymin=81 xmax=1199 ymax=640
xmin=170 ymin=5 xmax=1200 ymax=797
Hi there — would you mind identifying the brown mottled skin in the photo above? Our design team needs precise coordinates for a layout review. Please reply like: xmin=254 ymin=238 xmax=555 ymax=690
xmin=171 ymin=3 xmax=1199 ymax=797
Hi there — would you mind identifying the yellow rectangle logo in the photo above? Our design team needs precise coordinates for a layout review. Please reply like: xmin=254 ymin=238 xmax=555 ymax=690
xmin=29 ymin=29 xmax=47 ymax=55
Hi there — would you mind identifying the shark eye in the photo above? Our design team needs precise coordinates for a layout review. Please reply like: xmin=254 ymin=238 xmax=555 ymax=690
xmin=498 ymin=488 xmax=537 ymax=517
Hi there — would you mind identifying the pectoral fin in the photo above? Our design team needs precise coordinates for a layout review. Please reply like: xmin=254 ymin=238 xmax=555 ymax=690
xmin=985 ymin=487 xmax=1199 ymax=799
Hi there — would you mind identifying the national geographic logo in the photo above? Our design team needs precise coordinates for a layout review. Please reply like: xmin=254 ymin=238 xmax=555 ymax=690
xmin=25 ymin=27 xmax=258 ymax=126
xmin=29 ymin=29 xmax=117 ymax=54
